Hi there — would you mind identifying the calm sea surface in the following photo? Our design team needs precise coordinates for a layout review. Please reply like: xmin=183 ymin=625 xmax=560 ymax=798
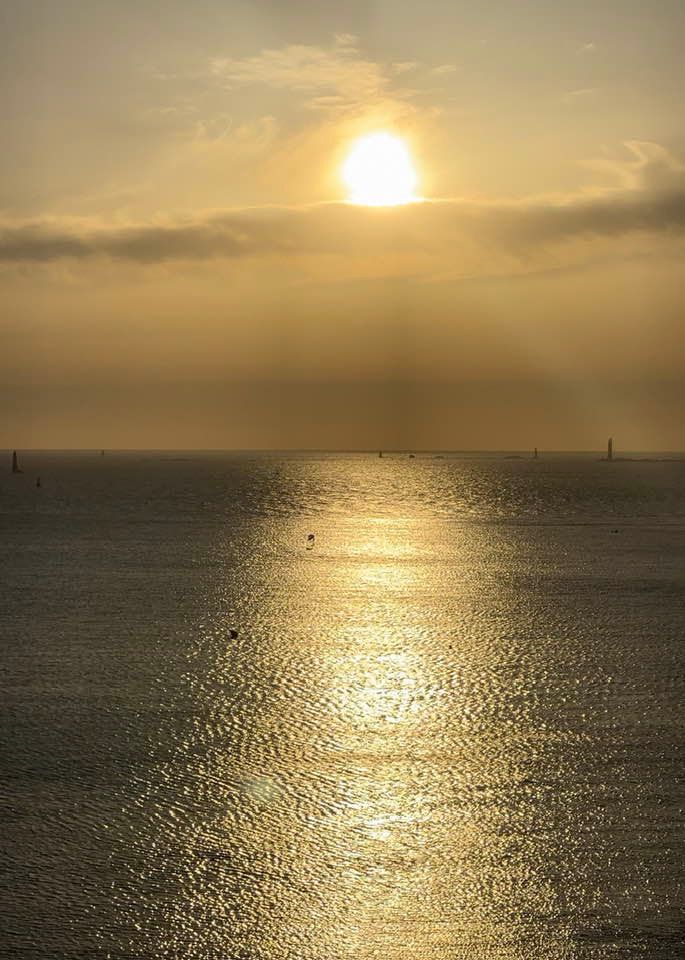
xmin=1 ymin=452 xmax=683 ymax=959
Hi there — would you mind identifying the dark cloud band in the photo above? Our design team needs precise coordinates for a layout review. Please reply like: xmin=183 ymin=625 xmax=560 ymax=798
xmin=1 ymin=186 xmax=684 ymax=264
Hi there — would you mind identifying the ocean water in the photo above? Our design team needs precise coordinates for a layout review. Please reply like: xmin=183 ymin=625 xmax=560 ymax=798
xmin=1 ymin=451 xmax=683 ymax=960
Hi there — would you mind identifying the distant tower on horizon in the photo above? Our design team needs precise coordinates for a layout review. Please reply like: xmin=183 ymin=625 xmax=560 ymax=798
xmin=607 ymin=437 xmax=613 ymax=461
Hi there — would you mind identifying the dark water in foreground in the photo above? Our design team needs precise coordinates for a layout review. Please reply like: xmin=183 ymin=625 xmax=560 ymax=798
xmin=1 ymin=452 xmax=683 ymax=959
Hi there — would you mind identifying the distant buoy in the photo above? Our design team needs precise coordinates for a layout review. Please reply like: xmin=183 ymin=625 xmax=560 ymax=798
xmin=306 ymin=533 xmax=315 ymax=550
xmin=36 ymin=477 xmax=41 ymax=488
xmin=229 ymin=628 xmax=239 ymax=639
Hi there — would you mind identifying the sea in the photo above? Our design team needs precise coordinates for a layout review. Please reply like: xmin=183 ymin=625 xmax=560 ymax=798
xmin=1 ymin=451 xmax=683 ymax=959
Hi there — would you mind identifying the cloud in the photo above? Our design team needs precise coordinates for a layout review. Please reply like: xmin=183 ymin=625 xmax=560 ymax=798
xmin=562 ymin=88 xmax=597 ymax=104
xmin=431 ymin=64 xmax=458 ymax=76
xmin=586 ymin=140 xmax=685 ymax=191
xmin=147 ymin=38 xmax=451 ymax=159
xmin=211 ymin=42 xmax=390 ymax=110
xmin=1 ymin=144 xmax=683 ymax=271
xmin=333 ymin=34 xmax=358 ymax=49
xmin=392 ymin=61 xmax=419 ymax=75
xmin=192 ymin=114 xmax=279 ymax=151
xmin=578 ymin=42 xmax=597 ymax=54
xmin=208 ymin=38 xmax=424 ymax=120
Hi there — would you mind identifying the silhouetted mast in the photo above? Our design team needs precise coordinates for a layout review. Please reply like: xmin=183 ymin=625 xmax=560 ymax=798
xmin=607 ymin=437 xmax=613 ymax=461
xmin=12 ymin=450 xmax=21 ymax=474
xmin=533 ymin=447 xmax=538 ymax=459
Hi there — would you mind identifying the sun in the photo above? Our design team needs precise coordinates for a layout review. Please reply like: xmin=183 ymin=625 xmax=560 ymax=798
xmin=342 ymin=132 xmax=419 ymax=206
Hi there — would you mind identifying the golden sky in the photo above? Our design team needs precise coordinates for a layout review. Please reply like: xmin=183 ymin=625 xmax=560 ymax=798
xmin=2 ymin=1 xmax=684 ymax=448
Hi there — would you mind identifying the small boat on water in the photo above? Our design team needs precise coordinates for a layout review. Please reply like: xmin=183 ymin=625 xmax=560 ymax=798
xmin=12 ymin=450 xmax=22 ymax=474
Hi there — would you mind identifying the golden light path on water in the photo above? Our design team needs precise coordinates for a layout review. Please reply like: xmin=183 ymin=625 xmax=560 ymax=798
xmin=2 ymin=453 xmax=680 ymax=958
xmin=280 ymin=517 xmax=569 ymax=959
xmin=116 ymin=456 xmax=672 ymax=960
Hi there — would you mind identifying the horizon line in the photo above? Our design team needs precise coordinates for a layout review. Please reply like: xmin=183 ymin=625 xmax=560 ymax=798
xmin=5 ymin=447 xmax=685 ymax=456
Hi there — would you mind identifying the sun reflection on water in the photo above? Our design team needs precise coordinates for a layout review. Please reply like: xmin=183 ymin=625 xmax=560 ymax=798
xmin=127 ymin=464 xmax=591 ymax=959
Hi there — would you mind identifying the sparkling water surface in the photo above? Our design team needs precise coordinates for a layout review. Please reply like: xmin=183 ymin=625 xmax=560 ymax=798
xmin=1 ymin=452 xmax=683 ymax=959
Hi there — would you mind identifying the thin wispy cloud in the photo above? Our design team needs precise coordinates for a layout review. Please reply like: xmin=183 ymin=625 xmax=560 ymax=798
xmin=562 ymin=88 xmax=597 ymax=104
xmin=585 ymin=140 xmax=685 ymax=190
xmin=203 ymin=36 xmax=459 ymax=125
xmin=392 ymin=62 xmax=419 ymax=75
xmin=209 ymin=35 xmax=418 ymax=119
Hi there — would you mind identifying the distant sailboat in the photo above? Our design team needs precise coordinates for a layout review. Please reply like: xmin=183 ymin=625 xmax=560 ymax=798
xmin=12 ymin=450 xmax=22 ymax=474
xmin=533 ymin=447 xmax=539 ymax=459
xmin=607 ymin=437 xmax=613 ymax=461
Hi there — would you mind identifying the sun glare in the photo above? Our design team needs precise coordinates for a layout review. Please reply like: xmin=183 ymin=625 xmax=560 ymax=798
xmin=342 ymin=132 xmax=419 ymax=206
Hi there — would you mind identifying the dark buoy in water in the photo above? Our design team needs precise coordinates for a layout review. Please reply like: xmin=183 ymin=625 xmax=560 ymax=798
xmin=36 ymin=476 xmax=41 ymax=488
xmin=306 ymin=533 xmax=315 ymax=550
xmin=229 ymin=628 xmax=239 ymax=639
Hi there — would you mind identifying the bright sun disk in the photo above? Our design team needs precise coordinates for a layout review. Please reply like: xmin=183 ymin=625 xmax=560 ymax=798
xmin=342 ymin=132 xmax=419 ymax=207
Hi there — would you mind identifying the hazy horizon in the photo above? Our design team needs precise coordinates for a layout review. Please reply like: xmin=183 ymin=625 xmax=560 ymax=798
xmin=2 ymin=1 xmax=684 ymax=448
xmin=6 ymin=446 xmax=685 ymax=456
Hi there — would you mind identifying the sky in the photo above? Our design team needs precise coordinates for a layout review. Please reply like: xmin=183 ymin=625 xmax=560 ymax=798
xmin=1 ymin=0 xmax=684 ymax=449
